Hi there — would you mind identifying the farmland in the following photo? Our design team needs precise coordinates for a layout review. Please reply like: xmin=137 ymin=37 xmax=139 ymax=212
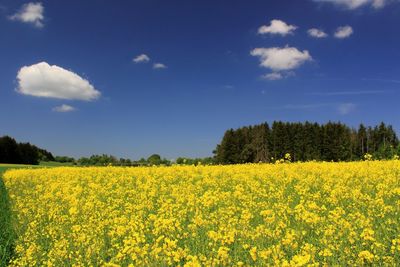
xmin=0 ymin=163 xmax=73 ymax=266
xmin=1 ymin=161 xmax=400 ymax=266
xmin=1 ymin=164 xmax=49 ymax=267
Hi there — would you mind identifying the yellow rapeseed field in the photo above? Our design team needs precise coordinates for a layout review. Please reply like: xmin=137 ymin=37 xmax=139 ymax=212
xmin=3 ymin=161 xmax=400 ymax=266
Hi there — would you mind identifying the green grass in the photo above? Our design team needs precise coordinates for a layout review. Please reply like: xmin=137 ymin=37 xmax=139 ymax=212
xmin=0 ymin=163 xmax=46 ymax=266
xmin=39 ymin=161 xmax=75 ymax=167
xmin=0 ymin=166 xmax=16 ymax=266
xmin=0 ymin=164 xmax=39 ymax=170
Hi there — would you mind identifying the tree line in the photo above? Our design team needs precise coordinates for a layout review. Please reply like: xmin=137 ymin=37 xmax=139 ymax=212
xmin=0 ymin=136 xmax=54 ymax=165
xmin=214 ymin=121 xmax=399 ymax=164
xmin=61 ymin=154 xmax=214 ymax=166
xmin=0 ymin=134 xmax=214 ymax=166
xmin=3 ymin=121 xmax=399 ymax=166
xmin=74 ymin=154 xmax=171 ymax=166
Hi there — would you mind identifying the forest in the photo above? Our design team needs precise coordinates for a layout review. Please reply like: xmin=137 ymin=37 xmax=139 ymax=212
xmin=0 ymin=136 xmax=54 ymax=165
xmin=214 ymin=121 xmax=399 ymax=164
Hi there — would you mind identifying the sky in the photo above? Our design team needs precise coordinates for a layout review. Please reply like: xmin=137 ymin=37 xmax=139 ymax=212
xmin=0 ymin=0 xmax=400 ymax=160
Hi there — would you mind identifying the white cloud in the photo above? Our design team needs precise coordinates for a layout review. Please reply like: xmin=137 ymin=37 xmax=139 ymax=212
xmin=282 ymin=103 xmax=332 ymax=110
xmin=133 ymin=54 xmax=150 ymax=63
xmin=310 ymin=90 xmax=387 ymax=96
xmin=9 ymin=2 xmax=44 ymax=28
xmin=372 ymin=0 xmax=387 ymax=8
xmin=269 ymin=102 xmax=357 ymax=114
xmin=53 ymin=104 xmax=76 ymax=112
xmin=153 ymin=63 xmax=167 ymax=69
xmin=334 ymin=26 xmax=353 ymax=38
xmin=250 ymin=46 xmax=312 ymax=71
xmin=362 ymin=78 xmax=400 ymax=84
xmin=16 ymin=62 xmax=101 ymax=101
xmin=338 ymin=103 xmax=356 ymax=115
xmin=263 ymin=71 xmax=295 ymax=80
xmin=258 ymin=19 xmax=297 ymax=36
xmin=312 ymin=0 xmax=391 ymax=9
xmin=308 ymin=28 xmax=328 ymax=38
xmin=262 ymin=72 xmax=283 ymax=80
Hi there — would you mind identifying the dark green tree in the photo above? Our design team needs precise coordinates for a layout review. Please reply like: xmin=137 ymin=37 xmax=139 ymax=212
xmin=147 ymin=154 xmax=162 ymax=165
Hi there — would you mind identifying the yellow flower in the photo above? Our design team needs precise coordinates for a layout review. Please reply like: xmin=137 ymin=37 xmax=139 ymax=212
xmin=290 ymin=254 xmax=311 ymax=266
xmin=249 ymin=247 xmax=257 ymax=261
xmin=358 ymin=250 xmax=374 ymax=263
xmin=3 ymin=160 xmax=400 ymax=265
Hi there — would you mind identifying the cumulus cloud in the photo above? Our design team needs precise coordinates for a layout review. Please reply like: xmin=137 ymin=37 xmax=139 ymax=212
xmin=308 ymin=28 xmax=328 ymax=38
xmin=338 ymin=103 xmax=356 ymax=115
xmin=250 ymin=46 xmax=312 ymax=71
xmin=312 ymin=0 xmax=391 ymax=9
xmin=53 ymin=104 xmax=76 ymax=112
xmin=16 ymin=62 xmax=101 ymax=101
xmin=133 ymin=54 xmax=150 ymax=63
xmin=334 ymin=26 xmax=353 ymax=38
xmin=9 ymin=2 xmax=44 ymax=28
xmin=258 ymin=19 xmax=297 ymax=36
xmin=153 ymin=63 xmax=167 ymax=69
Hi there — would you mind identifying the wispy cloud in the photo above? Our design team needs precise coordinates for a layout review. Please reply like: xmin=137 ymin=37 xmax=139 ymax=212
xmin=362 ymin=78 xmax=400 ymax=84
xmin=281 ymin=103 xmax=333 ymax=110
xmin=262 ymin=72 xmax=283 ymax=80
xmin=133 ymin=54 xmax=150 ymax=63
xmin=312 ymin=0 xmax=393 ymax=9
xmin=153 ymin=63 xmax=167 ymax=69
xmin=309 ymin=90 xmax=388 ymax=96
xmin=268 ymin=102 xmax=357 ymax=115
xmin=337 ymin=103 xmax=356 ymax=115
xmin=261 ymin=71 xmax=295 ymax=81
xmin=53 ymin=104 xmax=76 ymax=113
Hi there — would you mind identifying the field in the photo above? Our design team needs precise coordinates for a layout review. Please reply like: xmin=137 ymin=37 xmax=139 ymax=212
xmin=39 ymin=161 xmax=75 ymax=167
xmin=1 ymin=161 xmax=400 ymax=266
xmin=0 ymin=163 xmax=73 ymax=266
xmin=0 ymin=164 xmax=48 ymax=267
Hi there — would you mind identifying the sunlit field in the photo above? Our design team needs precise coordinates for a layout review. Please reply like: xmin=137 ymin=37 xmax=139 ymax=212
xmin=3 ymin=161 xmax=400 ymax=266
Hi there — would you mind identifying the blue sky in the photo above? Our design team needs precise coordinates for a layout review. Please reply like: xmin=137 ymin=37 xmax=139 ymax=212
xmin=0 ymin=0 xmax=399 ymax=159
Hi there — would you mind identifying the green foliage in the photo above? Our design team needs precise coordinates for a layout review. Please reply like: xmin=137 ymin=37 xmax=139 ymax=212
xmin=0 ymin=163 xmax=56 ymax=266
xmin=214 ymin=121 xmax=399 ymax=164
xmin=0 ymin=173 xmax=14 ymax=267
xmin=77 ymin=154 xmax=117 ymax=166
xmin=146 ymin=154 xmax=171 ymax=166
xmin=74 ymin=154 xmax=171 ymax=166
xmin=0 ymin=164 xmax=39 ymax=266
xmin=175 ymin=157 xmax=215 ymax=165
xmin=0 ymin=136 xmax=54 ymax=165
xmin=54 ymin=156 xmax=75 ymax=164
xmin=39 ymin=161 xmax=75 ymax=167
xmin=37 ymin=148 xmax=55 ymax=162
xmin=147 ymin=154 xmax=162 ymax=165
